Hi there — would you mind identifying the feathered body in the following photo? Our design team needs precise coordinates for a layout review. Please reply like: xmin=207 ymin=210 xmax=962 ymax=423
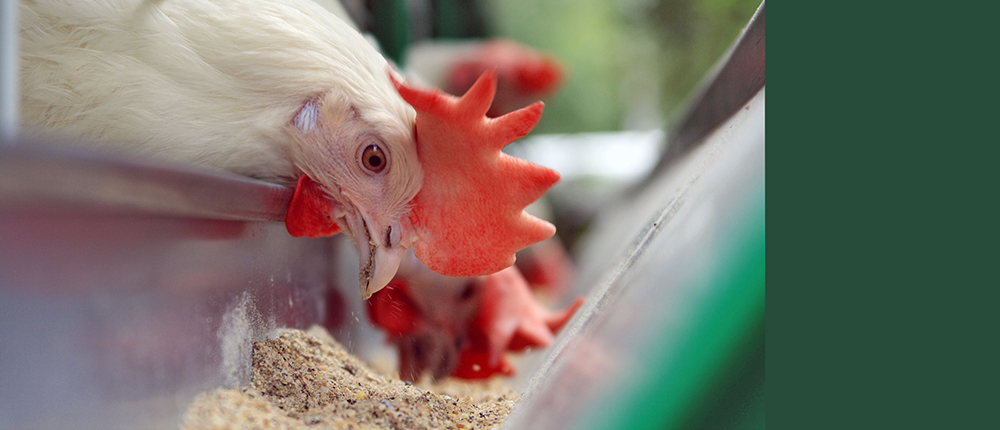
xmin=20 ymin=0 xmax=417 ymax=194
xmin=21 ymin=0 xmax=424 ymax=295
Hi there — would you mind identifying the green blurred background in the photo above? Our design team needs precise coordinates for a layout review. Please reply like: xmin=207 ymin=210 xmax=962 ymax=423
xmin=366 ymin=0 xmax=759 ymax=134
xmin=482 ymin=0 xmax=760 ymax=134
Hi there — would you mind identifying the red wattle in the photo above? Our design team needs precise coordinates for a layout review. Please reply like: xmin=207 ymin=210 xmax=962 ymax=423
xmin=285 ymin=175 xmax=341 ymax=238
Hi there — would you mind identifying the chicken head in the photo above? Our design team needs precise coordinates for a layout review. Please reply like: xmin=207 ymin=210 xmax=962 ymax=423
xmin=285 ymin=85 xmax=422 ymax=299
xmin=288 ymin=70 xmax=560 ymax=299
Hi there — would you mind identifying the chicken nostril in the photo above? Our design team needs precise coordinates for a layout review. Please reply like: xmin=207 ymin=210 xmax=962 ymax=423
xmin=385 ymin=226 xmax=392 ymax=248
xmin=460 ymin=282 xmax=476 ymax=301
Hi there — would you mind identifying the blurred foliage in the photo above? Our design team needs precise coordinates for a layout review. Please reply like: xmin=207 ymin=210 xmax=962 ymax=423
xmin=481 ymin=0 xmax=760 ymax=134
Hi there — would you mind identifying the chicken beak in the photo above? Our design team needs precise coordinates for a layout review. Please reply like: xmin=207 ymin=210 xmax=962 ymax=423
xmin=365 ymin=243 xmax=405 ymax=299
xmin=348 ymin=211 xmax=412 ymax=300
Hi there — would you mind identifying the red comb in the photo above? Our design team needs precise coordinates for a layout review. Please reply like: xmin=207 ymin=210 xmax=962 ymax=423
xmin=475 ymin=266 xmax=583 ymax=365
xmin=392 ymin=71 xmax=560 ymax=277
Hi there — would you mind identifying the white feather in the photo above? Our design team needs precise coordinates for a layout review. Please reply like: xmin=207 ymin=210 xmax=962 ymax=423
xmin=293 ymin=100 xmax=320 ymax=133
xmin=19 ymin=0 xmax=416 ymax=192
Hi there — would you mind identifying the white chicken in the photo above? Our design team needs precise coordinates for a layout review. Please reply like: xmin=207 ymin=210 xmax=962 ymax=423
xmin=21 ymin=0 xmax=418 ymax=296
xmin=19 ymin=0 xmax=559 ymax=299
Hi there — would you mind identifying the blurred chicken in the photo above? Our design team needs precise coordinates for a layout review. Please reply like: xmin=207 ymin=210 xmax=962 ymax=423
xmin=406 ymin=39 xmax=565 ymax=117
xmin=368 ymin=252 xmax=582 ymax=381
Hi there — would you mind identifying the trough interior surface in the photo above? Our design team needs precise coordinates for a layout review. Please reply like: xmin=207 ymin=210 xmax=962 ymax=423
xmin=505 ymin=88 xmax=764 ymax=430
xmin=0 ymin=157 xmax=332 ymax=429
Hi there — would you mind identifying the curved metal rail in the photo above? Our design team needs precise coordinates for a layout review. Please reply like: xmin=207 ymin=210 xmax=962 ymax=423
xmin=1 ymin=137 xmax=293 ymax=221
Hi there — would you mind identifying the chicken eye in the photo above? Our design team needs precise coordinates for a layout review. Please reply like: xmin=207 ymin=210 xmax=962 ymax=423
xmin=361 ymin=144 xmax=387 ymax=173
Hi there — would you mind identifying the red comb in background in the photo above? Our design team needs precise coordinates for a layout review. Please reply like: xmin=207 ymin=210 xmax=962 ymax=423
xmin=392 ymin=70 xmax=560 ymax=277
xmin=474 ymin=266 xmax=583 ymax=366
xmin=447 ymin=266 xmax=582 ymax=380
xmin=445 ymin=40 xmax=565 ymax=117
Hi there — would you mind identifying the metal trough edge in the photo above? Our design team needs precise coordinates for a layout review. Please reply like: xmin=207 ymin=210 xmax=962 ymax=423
xmin=1 ymin=136 xmax=293 ymax=222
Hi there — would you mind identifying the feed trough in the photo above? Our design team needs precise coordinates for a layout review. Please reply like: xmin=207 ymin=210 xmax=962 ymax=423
xmin=0 ymin=3 xmax=763 ymax=429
